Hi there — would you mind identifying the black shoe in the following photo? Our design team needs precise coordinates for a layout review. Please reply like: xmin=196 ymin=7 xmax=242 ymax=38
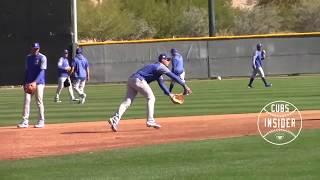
xmin=265 ymin=83 xmax=272 ymax=87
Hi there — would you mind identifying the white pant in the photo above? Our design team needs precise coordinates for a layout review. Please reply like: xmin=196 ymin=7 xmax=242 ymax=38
xmin=251 ymin=67 xmax=265 ymax=78
xmin=55 ymin=77 xmax=75 ymax=100
xmin=115 ymin=77 xmax=155 ymax=123
xmin=73 ymin=78 xmax=86 ymax=96
xmin=22 ymin=84 xmax=45 ymax=121
xmin=171 ymin=71 xmax=186 ymax=84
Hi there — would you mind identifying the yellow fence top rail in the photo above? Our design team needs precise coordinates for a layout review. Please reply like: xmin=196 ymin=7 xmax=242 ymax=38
xmin=79 ymin=32 xmax=320 ymax=46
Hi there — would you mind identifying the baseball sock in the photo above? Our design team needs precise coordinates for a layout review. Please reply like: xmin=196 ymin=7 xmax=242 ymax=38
xmin=248 ymin=78 xmax=254 ymax=86
xmin=262 ymin=77 xmax=268 ymax=86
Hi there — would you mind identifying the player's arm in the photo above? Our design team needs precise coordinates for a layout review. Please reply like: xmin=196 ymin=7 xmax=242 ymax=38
xmin=252 ymin=52 xmax=258 ymax=69
xmin=262 ymin=50 xmax=266 ymax=60
xmin=70 ymin=60 xmax=75 ymax=75
xmin=86 ymin=66 xmax=90 ymax=81
xmin=157 ymin=77 xmax=170 ymax=95
xmin=157 ymin=64 xmax=191 ymax=95
xmin=34 ymin=55 xmax=47 ymax=83
xmin=165 ymin=71 xmax=191 ymax=95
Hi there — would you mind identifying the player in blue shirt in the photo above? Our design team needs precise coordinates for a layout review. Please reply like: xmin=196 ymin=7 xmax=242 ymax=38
xmin=248 ymin=43 xmax=272 ymax=88
xmin=70 ymin=48 xmax=90 ymax=104
xmin=108 ymin=53 xmax=192 ymax=132
xmin=18 ymin=42 xmax=47 ymax=128
xmin=54 ymin=49 xmax=78 ymax=103
xmin=169 ymin=48 xmax=185 ymax=92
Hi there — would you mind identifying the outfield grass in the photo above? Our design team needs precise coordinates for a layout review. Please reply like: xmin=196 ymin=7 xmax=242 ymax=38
xmin=0 ymin=76 xmax=319 ymax=126
xmin=0 ymin=129 xmax=319 ymax=180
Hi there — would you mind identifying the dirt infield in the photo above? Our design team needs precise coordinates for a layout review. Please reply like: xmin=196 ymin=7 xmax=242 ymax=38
xmin=1 ymin=111 xmax=320 ymax=160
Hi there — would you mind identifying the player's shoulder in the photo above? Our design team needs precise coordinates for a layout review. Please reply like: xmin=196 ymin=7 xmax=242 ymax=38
xmin=253 ymin=50 xmax=259 ymax=55
xmin=38 ymin=53 xmax=47 ymax=60
xmin=157 ymin=62 xmax=170 ymax=72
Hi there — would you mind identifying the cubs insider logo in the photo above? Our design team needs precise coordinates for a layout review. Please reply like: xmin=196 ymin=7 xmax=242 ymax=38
xmin=257 ymin=100 xmax=302 ymax=145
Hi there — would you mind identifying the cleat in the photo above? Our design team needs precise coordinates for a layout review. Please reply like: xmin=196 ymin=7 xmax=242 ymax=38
xmin=17 ymin=120 xmax=29 ymax=128
xmin=146 ymin=121 xmax=161 ymax=129
xmin=248 ymin=85 xmax=253 ymax=88
xmin=54 ymin=98 xmax=62 ymax=103
xmin=108 ymin=116 xmax=119 ymax=132
xmin=34 ymin=120 xmax=45 ymax=128
xmin=79 ymin=93 xmax=87 ymax=104
xmin=265 ymin=83 xmax=272 ymax=87
xmin=71 ymin=98 xmax=79 ymax=102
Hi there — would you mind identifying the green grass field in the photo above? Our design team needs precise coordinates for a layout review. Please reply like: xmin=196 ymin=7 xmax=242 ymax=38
xmin=0 ymin=76 xmax=320 ymax=179
xmin=0 ymin=129 xmax=319 ymax=180
xmin=0 ymin=76 xmax=320 ymax=126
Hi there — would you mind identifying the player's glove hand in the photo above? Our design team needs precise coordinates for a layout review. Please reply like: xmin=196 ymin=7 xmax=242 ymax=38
xmin=63 ymin=78 xmax=71 ymax=87
xmin=24 ymin=82 xmax=37 ymax=94
xmin=169 ymin=93 xmax=184 ymax=104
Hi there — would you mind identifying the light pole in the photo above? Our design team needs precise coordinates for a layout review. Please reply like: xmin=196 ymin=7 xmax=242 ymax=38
xmin=208 ymin=0 xmax=216 ymax=36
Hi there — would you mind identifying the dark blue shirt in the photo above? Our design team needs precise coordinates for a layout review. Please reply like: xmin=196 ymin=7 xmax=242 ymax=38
xmin=25 ymin=53 xmax=47 ymax=84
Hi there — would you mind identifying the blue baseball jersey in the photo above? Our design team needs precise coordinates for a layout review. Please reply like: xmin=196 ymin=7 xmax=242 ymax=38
xmin=171 ymin=53 xmax=184 ymax=75
xmin=132 ymin=62 xmax=186 ymax=95
xmin=133 ymin=62 xmax=170 ymax=83
xmin=25 ymin=53 xmax=47 ymax=84
xmin=252 ymin=50 xmax=265 ymax=68
xmin=72 ymin=54 xmax=89 ymax=80
xmin=57 ymin=57 xmax=70 ymax=78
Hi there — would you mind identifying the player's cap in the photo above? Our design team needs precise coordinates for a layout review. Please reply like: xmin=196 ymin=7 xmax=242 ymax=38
xmin=158 ymin=53 xmax=171 ymax=62
xmin=63 ymin=49 xmax=69 ymax=54
xmin=32 ymin=42 xmax=40 ymax=49
xmin=256 ymin=43 xmax=262 ymax=49
xmin=170 ymin=48 xmax=178 ymax=54
xmin=76 ymin=47 xmax=82 ymax=54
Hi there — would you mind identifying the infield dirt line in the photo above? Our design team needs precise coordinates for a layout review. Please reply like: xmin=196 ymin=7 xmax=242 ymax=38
xmin=0 ymin=110 xmax=319 ymax=160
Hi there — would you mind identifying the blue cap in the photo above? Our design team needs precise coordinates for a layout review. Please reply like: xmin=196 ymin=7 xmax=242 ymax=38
xmin=257 ymin=43 xmax=262 ymax=49
xmin=32 ymin=42 xmax=40 ymax=49
xmin=171 ymin=48 xmax=178 ymax=54
xmin=76 ymin=47 xmax=82 ymax=54
xmin=158 ymin=53 xmax=169 ymax=61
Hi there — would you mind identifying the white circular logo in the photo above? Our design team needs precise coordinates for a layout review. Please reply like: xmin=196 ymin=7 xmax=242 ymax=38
xmin=257 ymin=100 xmax=302 ymax=145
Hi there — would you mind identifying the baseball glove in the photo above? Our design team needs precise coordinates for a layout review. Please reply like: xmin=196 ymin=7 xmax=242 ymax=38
xmin=24 ymin=82 xmax=37 ymax=94
xmin=64 ymin=78 xmax=71 ymax=87
xmin=170 ymin=93 xmax=184 ymax=104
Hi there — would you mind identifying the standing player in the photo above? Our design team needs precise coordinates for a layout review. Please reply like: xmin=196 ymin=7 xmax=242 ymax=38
xmin=17 ymin=42 xmax=47 ymax=128
xmin=54 ymin=49 xmax=78 ymax=103
xmin=248 ymin=43 xmax=272 ymax=88
xmin=70 ymin=47 xmax=90 ymax=104
xmin=108 ymin=53 xmax=192 ymax=132
xmin=169 ymin=48 xmax=185 ymax=92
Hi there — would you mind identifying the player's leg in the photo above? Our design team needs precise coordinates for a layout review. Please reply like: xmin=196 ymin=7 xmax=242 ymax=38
xmin=134 ymin=79 xmax=160 ymax=128
xmin=18 ymin=92 xmax=32 ymax=128
xmin=67 ymin=77 xmax=77 ymax=101
xmin=248 ymin=68 xmax=258 ymax=88
xmin=73 ymin=78 xmax=86 ymax=103
xmin=180 ymin=71 xmax=186 ymax=83
xmin=109 ymin=77 xmax=138 ymax=131
xmin=258 ymin=67 xmax=272 ymax=87
xmin=170 ymin=72 xmax=185 ymax=92
xmin=55 ymin=76 xmax=66 ymax=103
xmin=78 ymin=79 xmax=87 ymax=104
xmin=117 ymin=78 xmax=138 ymax=120
xmin=73 ymin=78 xmax=82 ymax=95
xmin=34 ymin=84 xmax=45 ymax=128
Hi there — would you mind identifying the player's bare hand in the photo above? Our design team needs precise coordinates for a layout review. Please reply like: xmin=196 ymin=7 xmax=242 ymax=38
xmin=183 ymin=86 xmax=192 ymax=95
